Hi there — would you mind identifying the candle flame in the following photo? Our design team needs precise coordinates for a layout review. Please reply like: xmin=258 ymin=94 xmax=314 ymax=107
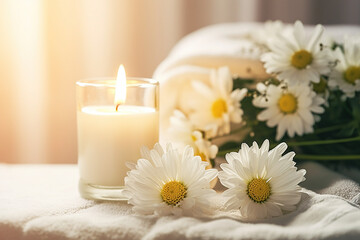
xmin=115 ymin=65 xmax=127 ymax=111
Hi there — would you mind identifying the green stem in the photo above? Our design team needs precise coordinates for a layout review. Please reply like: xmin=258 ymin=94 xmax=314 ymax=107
xmin=218 ymin=136 xmax=360 ymax=157
xmin=217 ymin=148 xmax=238 ymax=157
xmin=282 ymin=136 xmax=360 ymax=147
xmin=295 ymin=154 xmax=360 ymax=160
xmin=209 ymin=126 xmax=248 ymax=141
xmin=210 ymin=120 xmax=260 ymax=141
xmin=313 ymin=122 xmax=353 ymax=134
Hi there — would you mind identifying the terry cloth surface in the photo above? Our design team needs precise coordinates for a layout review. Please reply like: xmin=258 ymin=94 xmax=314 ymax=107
xmin=0 ymin=162 xmax=359 ymax=240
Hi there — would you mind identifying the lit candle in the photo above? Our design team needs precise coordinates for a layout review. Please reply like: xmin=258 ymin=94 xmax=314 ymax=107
xmin=76 ymin=65 xmax=159 ymax=200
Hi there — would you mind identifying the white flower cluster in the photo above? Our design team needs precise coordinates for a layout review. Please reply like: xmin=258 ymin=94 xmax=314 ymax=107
xmin=123 ymin=20 xmax=359 ymax=220
xmin=254 ymin=20 xmax=360 ymax=140
xmin=167 ymin=66 xmax=247 ymax=167
xmin=125 ymin=140 xmax=306 ymax=220
xmin=167 ymin=21 xmax=360 ymax=147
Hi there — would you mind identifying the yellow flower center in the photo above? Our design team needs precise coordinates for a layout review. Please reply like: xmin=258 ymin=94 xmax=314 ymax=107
xmin=247 ymin=178 xmax=271 ymax=203
xmin=191 ymin=134 xmax=197 ymax=142
xmin=312 ymin=76 xmax=327 ymax=93
xmin=161 ymin=181 xmax=187 ymax=206
xmin=344 ymin=66 xmax=360 ymax=85
xmin=278 ymin=93 xmax=298 ymax=114
xmin=291 ymin=50 xmax=313 ymax=69
xmin=211 ymin=98 xmax=227 ymax=118
xmin=196 ymin=152 xmax=207 ymax=162
xmin=194 ymin=150 xmax=212 ymax=169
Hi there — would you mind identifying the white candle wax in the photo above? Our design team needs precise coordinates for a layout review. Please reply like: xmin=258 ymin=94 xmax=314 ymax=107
xmin=77 ymin=105 xmax=159 ymax=186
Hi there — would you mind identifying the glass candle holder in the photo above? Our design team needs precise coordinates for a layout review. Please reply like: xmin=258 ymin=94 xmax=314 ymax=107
xmin=76 ymin=78 xmax=159 ymax=201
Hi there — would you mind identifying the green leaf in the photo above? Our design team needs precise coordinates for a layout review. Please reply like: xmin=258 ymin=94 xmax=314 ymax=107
xmin=218 ymin=141 xmax=240 ymax=152
xmin=232 ymin=77 xmax=255 ymax=90
xmin=332 ymin=42 xmax=344 ymax=52
xmin=335 ymin=121 xmax=356 ymax=137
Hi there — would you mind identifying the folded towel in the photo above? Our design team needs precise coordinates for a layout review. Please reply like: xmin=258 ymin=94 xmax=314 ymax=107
xmin=299 ymin=161 xmax=360 ymax=204
xmin=0 ymin=163 xmax=360 ymax=240
xmin=153 ymin=23 xmax=270 ymax=81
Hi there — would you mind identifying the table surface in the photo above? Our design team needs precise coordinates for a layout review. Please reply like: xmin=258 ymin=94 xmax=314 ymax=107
xmin=0 ymin=162 xmax=360 ymax=240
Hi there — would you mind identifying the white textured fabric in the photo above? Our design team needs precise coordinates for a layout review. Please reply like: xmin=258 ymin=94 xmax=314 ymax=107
xmin=0 ymin=163 xmax=360 ymax=240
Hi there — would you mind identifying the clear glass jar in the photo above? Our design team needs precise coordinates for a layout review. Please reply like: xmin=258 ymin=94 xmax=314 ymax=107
xmin=76 ymin=78 xmax=159 ymax=200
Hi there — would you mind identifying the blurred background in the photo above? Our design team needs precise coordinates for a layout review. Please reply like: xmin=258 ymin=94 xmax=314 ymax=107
xmin=0 ymin=0 xmax=359 ymax=164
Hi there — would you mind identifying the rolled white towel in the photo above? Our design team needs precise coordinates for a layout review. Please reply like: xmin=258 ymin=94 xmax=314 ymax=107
xmin=154 ymin=22 xmax=270 ymax=82
xmin=299 ymin=161 xmax=360 ymax=204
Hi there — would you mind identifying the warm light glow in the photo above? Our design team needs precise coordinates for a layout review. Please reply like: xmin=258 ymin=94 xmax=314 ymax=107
xmin=115 ymin=65 xmax=127 ymax=110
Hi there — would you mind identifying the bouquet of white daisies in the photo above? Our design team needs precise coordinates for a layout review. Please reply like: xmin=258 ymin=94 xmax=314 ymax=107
xmin=124 ymin=141 xmax=306 ymax=219
xmin=123 ymin=21 xmax=359 ymax=220
xmin=166 ymin=20 xmax=360 ymax=168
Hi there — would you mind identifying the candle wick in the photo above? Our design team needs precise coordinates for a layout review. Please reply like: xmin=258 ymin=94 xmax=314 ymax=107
xmin=116 ymin=104 xmax=120 ymax=112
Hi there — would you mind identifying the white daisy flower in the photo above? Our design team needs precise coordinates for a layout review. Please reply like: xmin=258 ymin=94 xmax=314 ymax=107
xmin=261 ymin=20 xmax=331 ymax=86
xmin=124 ymin=143 xmax=218 ymax=216
xmin=186 ymin=66 xmax=247 ymax=138
xmin=168 ymin=110 xmax=218 ymax=168
xmin=253 ymin=83 xmax=325 ymax=141
xmin=328 ymin=36 xmax=360 ymax=98
xmin=218 ymin=140 xmax=306 ymax=219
